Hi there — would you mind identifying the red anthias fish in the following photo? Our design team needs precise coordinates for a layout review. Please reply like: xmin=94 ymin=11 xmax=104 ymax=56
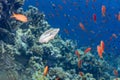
xmin=78 ymin=60 xmax=82 ymax=68
xmin=84 ymin=47 xmax=91 ymax=54
xmin=93 ymin=13 xmax=97 ymax=22
xmin=97 ymin=45 xmax=103 ymax=58
xmin=113 ymin=69 xmax=118 ymax=76
xmin=75 ymin=50 xmax=80 ymax=58
xmin=79 ymin=72 xmax=84 ymax=76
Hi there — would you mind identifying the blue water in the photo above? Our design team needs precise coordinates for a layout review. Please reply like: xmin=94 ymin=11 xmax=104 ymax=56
xmin=23 ymin=0 xmax=120 ymax=56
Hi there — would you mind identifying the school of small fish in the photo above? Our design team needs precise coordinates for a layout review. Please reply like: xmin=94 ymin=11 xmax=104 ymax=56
xmin=10 ymin=0 xmax=120 ymax=78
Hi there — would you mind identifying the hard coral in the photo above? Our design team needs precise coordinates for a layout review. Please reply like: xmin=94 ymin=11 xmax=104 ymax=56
xmin=32 ymin=70 xmax=48 ymax=80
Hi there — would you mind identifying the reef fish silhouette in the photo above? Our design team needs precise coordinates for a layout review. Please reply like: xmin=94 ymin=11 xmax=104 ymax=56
xmin=39 ymin=28 xmax=60 ymax=43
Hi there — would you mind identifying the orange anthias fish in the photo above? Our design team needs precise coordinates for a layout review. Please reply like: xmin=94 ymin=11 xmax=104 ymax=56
xmin=43 ymin=66 xmax=49 ymax=76
xmin=100 ymin=40 xmax=105 ymax=53
xmin=97 ymin=45 xmax=103 ymax=58
xmin=11 ymin=13 xmax=28 ymax=22
xmin=101 ymin=5 xmax=106 ymax=16
xmin=79 ymin=22 xmax=86 ymax=31
xmin=84 ymin=47 xmax=91 ymax=54
xmin=118 ymin=12 xmax=120 ymax=21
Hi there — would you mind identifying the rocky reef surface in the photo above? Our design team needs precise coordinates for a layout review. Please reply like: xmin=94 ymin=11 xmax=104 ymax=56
xmin=0 ymin=0 xmax=119 ymax=80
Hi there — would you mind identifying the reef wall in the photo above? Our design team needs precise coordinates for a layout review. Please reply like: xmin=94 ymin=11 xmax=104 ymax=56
xmin=0 ymin=0 xmax=118 ymax=80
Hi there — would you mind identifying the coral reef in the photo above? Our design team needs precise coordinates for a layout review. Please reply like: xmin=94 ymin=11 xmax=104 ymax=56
xmin=0 ymin=1 xmax=118 ymax=80
xmin=0 ymin=0 xmax=25 ymax=45
xmin=32 ymin=70 xmax=48 ymax=80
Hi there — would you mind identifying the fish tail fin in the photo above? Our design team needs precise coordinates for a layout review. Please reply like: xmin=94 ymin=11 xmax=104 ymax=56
xmin=10 ymin=12 xmax=15 ymax=18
